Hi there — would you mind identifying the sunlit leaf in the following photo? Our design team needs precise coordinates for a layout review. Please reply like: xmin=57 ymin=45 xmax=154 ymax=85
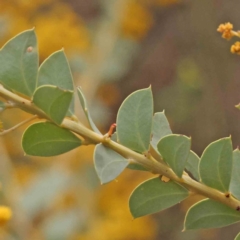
xmin=0 ymin=29 xmax=38 ymax=97
xmin=77 ymin=87 xmax=101 ymax=134
xmin=184 ymin=199 xmax=240 ymax=230
xmin=230 ymin=149 xmax=240 ymax=199
xmin=199 ymin=137 xmax=233 ymax=192
xmin=185 ymin=151 xmax=200 ymax=181
xmin=157 ymin=134 xmax=191 ymax=177
xmin=129 ymin=177 xmax=189 ymax=218
xmin=94 ymin=143 xmax=129 ymax=184
xmin=33 ymin=85 xmax=73 ymax=124
xmin=22 ymin=122 xmax=81 ymax=156
xmin=117 ymin=87 xmax=153 ymax=153
xmin=151 ymin=111 xmax=172 ymax=152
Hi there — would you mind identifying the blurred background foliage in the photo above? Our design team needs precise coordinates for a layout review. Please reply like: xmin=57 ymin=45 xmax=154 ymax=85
xmin=0 ymin=0 xmax=240 ymax=239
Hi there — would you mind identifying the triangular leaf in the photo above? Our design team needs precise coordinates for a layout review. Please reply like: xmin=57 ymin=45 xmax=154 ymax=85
xmin=199 ymin=137 xmax=233 ymax=192
xmin=77 ymin=87 xmax=101 ymax=134
xmin=157 ymin=134 xmax=191 ymax=177
xmin=0 ymin=29 xmax=38 ymax=97
xmin=230 ymin=149 xmax=240 ymax=199
xmin=151 ymin=111 xmax=172 ymax=152
xmin=184 ymin=199 xmax=240 ymax=230
xmin=116 ymin=87 xmax=153 ymax=153
xmin=129 ymin=177 xmax=189 ymax=218
xmin=33 ymin=85 xmax=73 ymax=124
xmin=22 ymin=122 xmax=81 ymax=156
xmin=185 ymin=150 xmax=200 ymax=181
xmin=38 ymin=50 xmax=73 ymax=90
xmin=94 ymin=143 xmax=129 ymax=184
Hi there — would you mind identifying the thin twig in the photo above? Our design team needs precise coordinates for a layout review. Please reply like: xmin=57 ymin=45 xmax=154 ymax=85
xmin=0 ymin=115 xmax=38 ymax=136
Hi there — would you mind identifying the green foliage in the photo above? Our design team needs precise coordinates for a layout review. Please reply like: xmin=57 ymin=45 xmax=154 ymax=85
xmin=185 ymin=151 xmax=200 ymax=181
xmin=116 ymin=87 xmax=153 ymax=153
xmin=129 ymin=177 xmax=189 ymax=218
xmin=157 ymin=134 xmax=191 ymax=177
xmin=0 ymin=29 xmax=38 ymax=97
xmin=77 ymin=87 xmax=101 ymax=134
xmin=22 ymin=122 xmax=81 ymax=156
xmin=151 ymin=111 xmax=172 ymax=152
xmin=230 ymin=149 xmax=240 ymax=199
xmin=1 ymin=29 xmax=240 ymax=239
xmin=37 ymin=50 xmax=73 ymax=90
xmin=199 ymin=137 xmax=233 ymax=192
xmin=33 ymin=85 xmax=73 ymax=124
xmin=234 ymin=232 xmax=240 ymax=240
xmin=184 ymin=199 xmax=240 ymax=230
xmin=127 ymin=163 xmax=148 ymax=171
xmin=94 ymin=143 xmax=129 ymax=184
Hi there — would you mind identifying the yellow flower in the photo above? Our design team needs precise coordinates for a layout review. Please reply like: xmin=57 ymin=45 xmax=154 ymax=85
xmin=217 ymin=22 xmax=234 ymax=40
xmin=0 ymin=206 xmax=12 ymax=225
xmin=121 ymin=1 xmax=153 ymax=40
xmin=231 ymin=42 xmax=240 ymax=55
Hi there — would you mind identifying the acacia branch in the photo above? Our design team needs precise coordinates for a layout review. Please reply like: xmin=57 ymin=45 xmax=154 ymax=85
xmin=0 ymin=85 xmax=239 ymax=211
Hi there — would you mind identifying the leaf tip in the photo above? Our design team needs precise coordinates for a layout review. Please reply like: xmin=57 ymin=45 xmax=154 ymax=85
xmin=235 ymin=103 xmax=240 ymax=109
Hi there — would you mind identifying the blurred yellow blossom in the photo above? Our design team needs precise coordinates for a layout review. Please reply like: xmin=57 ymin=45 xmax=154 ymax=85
xmin=121 ymin=1 xmax=153 ymax=40
xmin=0 ymin=1 xmax=90 ymax=60
xmin=0 ymin=206 xmax=12 ymax=225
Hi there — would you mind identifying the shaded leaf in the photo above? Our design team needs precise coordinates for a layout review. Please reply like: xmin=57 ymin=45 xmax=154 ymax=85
xmin=77 ymin=87 xmax=101 ymax=134
xmin=185 ymin=151 xmax=200 ymax=181
xmin=199 ymin=137 xmax=233 ymax=192
xmin=127 ymin=163 xmax=149 ymax=171
xmin=33 ymin=85 xmax=73 ymax=124
xmin=129 ymin=177 xmax=189 ymax=218
xmin=22 ymin=122 xmax=81 ymax=156
xmin=184 ymin=199 xmax=240 ymax=230
xmin=157 ymin=134 xmax=191 ymax=177
xmin=117 ymin=87 xmax=153 ymax=153
xmin=230 ymin=149 xmax=240 ymax=199
xmin=94 ymin=143 xmax=129 ymax=184
xmin=151 ymin=111 xmax=172 ymax=152
xmin=0 ymin=29 xmax=38 ymax=97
